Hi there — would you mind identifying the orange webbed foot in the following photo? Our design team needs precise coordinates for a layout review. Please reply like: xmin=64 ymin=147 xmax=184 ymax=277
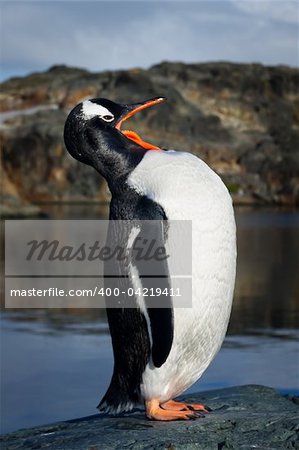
xmin=146 ymin=399 xmax=205 ymax=421
xmin=186 ymin=402 xmax=210 ymax=413
xmin=161 ymin=399 xmax=209 ymax=413
xmin=161 ymin=400 xmax=190 ymax=411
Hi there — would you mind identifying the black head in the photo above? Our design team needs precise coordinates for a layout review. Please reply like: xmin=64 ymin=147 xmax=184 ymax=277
xmin=64 ymin=97 xmax=166 ymax=190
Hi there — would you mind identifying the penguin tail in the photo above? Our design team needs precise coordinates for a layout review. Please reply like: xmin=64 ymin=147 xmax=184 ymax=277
xmin=97 ymin=398 xmax=135 ymax=415
xmin=97 ymin=377 xmax=139 ymax=415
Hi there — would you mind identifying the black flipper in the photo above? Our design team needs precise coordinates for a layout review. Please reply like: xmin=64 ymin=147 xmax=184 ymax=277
xmin=98 ymin=191 xmax=173 ymax=413
xmin=131 ymin=219 xmax=174 ymax=368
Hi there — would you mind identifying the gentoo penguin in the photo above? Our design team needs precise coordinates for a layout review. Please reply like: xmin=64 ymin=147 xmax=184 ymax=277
xmin=64 ymin=97 xmax=236 ymax=420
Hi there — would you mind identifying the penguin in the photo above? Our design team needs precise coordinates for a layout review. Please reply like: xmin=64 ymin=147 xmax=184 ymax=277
xmin=64 ymin=96 xmax=237 ymax=420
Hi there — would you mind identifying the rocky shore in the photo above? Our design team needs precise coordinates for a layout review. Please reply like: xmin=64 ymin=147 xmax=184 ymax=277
xmin=1 ymin=385 xmax=298 ymax=450
xmin=1 ymin=62 xmax=299 ymax=216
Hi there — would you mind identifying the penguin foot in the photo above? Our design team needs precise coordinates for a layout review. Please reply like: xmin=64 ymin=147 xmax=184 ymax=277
xmin=185 ymin=402 xmax=210 ymax=412
xmin=161 ymin=400 xmax=190 ymax=411
xmin=145 ymin=399 xmax=202 ymax=421
xmin=161 ymin=399 xmax=208 ymax=413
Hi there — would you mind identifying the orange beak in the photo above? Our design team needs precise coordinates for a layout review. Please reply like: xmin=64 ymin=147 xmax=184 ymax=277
xmin=115 ymin=97 xmax=167 ymax=150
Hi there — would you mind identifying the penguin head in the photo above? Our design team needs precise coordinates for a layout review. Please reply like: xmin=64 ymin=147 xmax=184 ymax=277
xmin=64 ymin=97 xmax=166 ymax=187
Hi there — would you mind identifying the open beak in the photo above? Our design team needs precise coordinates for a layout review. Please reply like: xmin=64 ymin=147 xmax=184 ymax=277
xmin=115 ymin=97 xmax=167 ymax=150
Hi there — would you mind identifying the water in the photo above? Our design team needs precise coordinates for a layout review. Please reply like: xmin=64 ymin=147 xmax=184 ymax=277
xmin=1 ymin=205 xmax=298 ymax=434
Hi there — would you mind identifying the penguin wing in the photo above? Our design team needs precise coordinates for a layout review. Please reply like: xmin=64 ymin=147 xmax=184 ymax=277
xmin=131 ymin=215 xmax=174 ymax=368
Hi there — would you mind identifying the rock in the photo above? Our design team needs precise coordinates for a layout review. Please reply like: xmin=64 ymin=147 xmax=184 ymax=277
xmin=1 ymin=62 xmax=299 ymax=214
xmin=0 ymin=154 xmax=42 ymax=218
xmin=1 ymin=109 xmax=107 ymax=205
xmin=0 ymin=385 xmax=298 ymax=450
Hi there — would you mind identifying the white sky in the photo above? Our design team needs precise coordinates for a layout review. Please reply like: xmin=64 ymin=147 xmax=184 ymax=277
xmin=0 ymin=0 xmax=298 ymax=81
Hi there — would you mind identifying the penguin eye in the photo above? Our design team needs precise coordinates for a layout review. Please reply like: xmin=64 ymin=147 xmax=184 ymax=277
xmin=102 ymin=115 xmax=114 ymax=122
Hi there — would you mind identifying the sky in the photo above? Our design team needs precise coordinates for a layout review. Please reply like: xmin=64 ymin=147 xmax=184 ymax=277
xmin=0 ymin=0 xmax=298 ymax=81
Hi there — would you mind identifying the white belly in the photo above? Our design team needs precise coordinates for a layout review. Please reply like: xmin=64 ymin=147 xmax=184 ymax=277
xmin=127 ymin=150 xmax=237 ymax=402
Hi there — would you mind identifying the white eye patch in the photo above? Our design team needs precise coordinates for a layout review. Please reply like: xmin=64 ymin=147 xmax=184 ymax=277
xmin=81 ymin=100 xmax=114 ymax=122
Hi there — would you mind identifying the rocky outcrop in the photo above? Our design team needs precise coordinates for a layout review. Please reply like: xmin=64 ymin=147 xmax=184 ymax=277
xmin=1 ymin=62 xmax=299 ymax=214
xmin=1 ymin=385 xmax=298 ymax=449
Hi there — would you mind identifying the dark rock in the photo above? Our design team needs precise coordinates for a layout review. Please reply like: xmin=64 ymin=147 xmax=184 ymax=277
xmin=1 ymin=110 xmax=107 ymax=204
xmin=1 ymin=62 xmax=299 ymax=213
xmin=0 ymin=385 xmax=298 ymax=450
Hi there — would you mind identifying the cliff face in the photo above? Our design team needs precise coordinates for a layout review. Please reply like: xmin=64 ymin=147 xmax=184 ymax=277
xmin=1 ymin=62 xmax=299 ymax=214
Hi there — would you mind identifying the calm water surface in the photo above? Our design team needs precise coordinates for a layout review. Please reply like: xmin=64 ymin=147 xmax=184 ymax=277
xmin=1 ymin=205 xmax=298 ymax=434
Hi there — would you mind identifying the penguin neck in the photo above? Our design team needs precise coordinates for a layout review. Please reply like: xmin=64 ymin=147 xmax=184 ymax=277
xmin=95 ymin=128 xmax=147 ymax=194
